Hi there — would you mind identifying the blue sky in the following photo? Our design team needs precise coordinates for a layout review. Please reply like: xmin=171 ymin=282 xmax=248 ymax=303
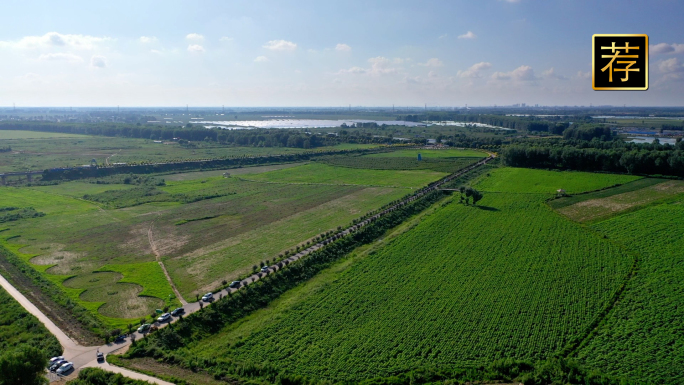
xmin=1 ymin=0 xmax=683 ymax=107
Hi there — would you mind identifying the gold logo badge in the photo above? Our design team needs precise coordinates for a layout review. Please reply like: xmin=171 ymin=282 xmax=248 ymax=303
xmin=592 ymin=34 xmax=648 ymax=90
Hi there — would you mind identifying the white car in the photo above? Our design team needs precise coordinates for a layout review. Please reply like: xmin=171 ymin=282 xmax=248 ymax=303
xmin=56 ymin=362 xmax=73 ymax=374
xmin=157 ymin=313 xmax=171 ymax=322
xmin=49 ymin=356 xmax=64 ymax=364
xmin=201 ymin=292 xmax=214 ymax=302
xmin=260 ymin=266 xmax=270 ymax=273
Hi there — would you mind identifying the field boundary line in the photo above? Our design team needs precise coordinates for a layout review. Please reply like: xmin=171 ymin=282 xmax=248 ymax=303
xmin=233 ymin=176 xmax=416 ymax=189
xmin=148 ymin=220 xmax=187 ymax=305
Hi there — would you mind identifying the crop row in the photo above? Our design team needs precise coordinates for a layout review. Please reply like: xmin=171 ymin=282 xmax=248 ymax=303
xmin=576 ymin=198 xmax=684 ymax=384
xmin=192 ymin=192 xmax=633 ymax=382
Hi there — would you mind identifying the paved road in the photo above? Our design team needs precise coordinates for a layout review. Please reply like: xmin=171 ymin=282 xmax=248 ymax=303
xmin=0 ymin=154 xmax=493 ymax=384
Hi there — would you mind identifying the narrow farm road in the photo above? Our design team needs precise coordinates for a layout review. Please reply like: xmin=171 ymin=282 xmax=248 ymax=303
xmin=148 ymin=222 xmax=188 ymax=305
xmin=0 ymin=154 xmax=492 ymax=384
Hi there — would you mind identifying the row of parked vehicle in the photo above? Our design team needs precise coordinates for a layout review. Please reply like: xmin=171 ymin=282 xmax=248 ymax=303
xmin=201 ymin=279 xmax=245 ymax=302
xmin=137 ymin=307 xmax=186 ymax=333
xmin=47 ymin=356 xmax=73 ymax=375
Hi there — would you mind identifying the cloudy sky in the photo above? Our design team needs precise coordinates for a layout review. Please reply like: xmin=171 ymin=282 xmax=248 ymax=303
xmin=1 ymin=0 xmax=683 ymax=107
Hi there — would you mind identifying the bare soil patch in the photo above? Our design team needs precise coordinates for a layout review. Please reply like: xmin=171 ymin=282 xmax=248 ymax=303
xmin=558 ymin=180 xmax=684 ymax=222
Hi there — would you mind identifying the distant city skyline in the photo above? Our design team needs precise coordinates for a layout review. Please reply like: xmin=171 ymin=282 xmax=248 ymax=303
xmin=1 ymin=0 xmax=683 ymax=107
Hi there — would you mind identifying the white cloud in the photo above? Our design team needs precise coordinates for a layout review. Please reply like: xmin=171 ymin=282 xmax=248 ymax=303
xmin=651 ymin=42 xmax=684 ymax=55
xmin=659 ymin=58 xmax=684 ymax=73
xmin=90 ymin=55 xmax=107 ymax=68
xmin=492 ymin=65 xmax=536 ymax=81
xmin=254 ymin=56 xmax=268 ymax=62
xmin=368 ymin=56 xmax=399 ymax=76
xmin=576 ymin=71 xmax=591 ymax=79
xmin=38 ymin=52 xmax=83 ymax=63
xmin=150 ymin=49 xmax=163 ymax=55
xmin=335 ymin=43 xmax=351 ymax=52
xmin=500 ymin=0 xmax=521 ymax=3
xmin=186 ymin=33 xmax=204 ymax=42
xmin=0 ymin=32 xmax=111 ymax=50
xmin=658 ymin=58 xmax=684 ymax=81
xmin=263 ymin=40 xmax=297 ymax=51
xmin=457 ymin=62 xmax=492 ymax=78
xmin=438 ymin=34 xmax=448 ymax=39
xmin=187 ymin=44 xmax=205 ymax=53
xmin=336 ymin=66 xmax=367 ymax=75
xmin=139 ymin=36 xmax=158 ymax=44
xmin=458 ymin=31 xmax=477 ymax=39
xmin=219 ymin=36 xmax=234 ymax=42
xmin=428 ymin=71 xmax=438 ymax=78
xmin=542 ymin=67 xmax=567 ymax=80
xmin=419 ymin=58 xmax=443 ymax=67
xmin=336 ymin=56 xmax=402 ymax=76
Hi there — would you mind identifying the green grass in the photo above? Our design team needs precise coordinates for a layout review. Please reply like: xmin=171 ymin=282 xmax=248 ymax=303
xmin=0 ymin=159 xmax=432 ymax=326
xmin=0 ymin=130 xmax=88 ymax=139
xmin=187 ymin=191 xmax=632 ymax=382
xmin=576 ymin=197 xmax=684 ymax=383
xmin=97 ymin=262 xmax=181 ymax=308
xmin=240 ymin=162 xmax=447 ymax=188
xmin=0 ymin=286 xmax=62 ymax=357
xmin=164 ymin=185 xmax=408 ymax=297
xmin=317 ymin=155 xmax=480 ymax=173
xmin=475 ymin=167 xmax=641 ymax=194
xmin=0 ymin=133 xmax=368 ymax=173
xmin=366 ymin=148 xmax=486 ymax=158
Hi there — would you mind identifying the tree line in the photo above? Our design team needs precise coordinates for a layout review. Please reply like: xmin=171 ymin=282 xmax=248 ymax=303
xmin=502 ymin=139 xmax=684 ymax=176
xmin=0 ymin=122 xmax=338 ymax=149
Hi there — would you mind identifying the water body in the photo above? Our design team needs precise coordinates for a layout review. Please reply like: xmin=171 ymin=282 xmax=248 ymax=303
xmin=192 ymin=119 xmax=428 ymax=129
xmin=627 ymin=136 xmax=678 ymax=145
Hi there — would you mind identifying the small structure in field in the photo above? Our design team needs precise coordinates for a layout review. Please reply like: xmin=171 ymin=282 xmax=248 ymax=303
xmin=223 ymin=172 xmax=231 ymax=178
xmin=556 ymin=189 xmax=567 ymax=197
xmin=417 ymin=153 xmax=422 ymax=161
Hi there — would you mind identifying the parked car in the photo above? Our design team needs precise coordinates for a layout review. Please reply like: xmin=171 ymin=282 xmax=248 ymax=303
xmin=201 ymin=292 xmax=214 ymax=302
xmin=56 ymin=362 xmax=73 ymax=374
xmin=260 ymin=266 xmax=270 ymax=273
xmin=114 ymin=334 xmax=126 ymax=343
xmin=137 ymin=323 xmax=151 ymax=333
xmin=229 ymin=281 xmax=241 ymax=288
xmin=157 ymin=313 xmax=171 ymax=322
xmin=96 ymin=352 xmax=104 ymax=362
xmin=170 ymin=307 xmax=184 ymax=316
xmin=49 ymin=356 xmax=64 ymax=364
xmin=49 ymin=359 xmax=67 ymax=371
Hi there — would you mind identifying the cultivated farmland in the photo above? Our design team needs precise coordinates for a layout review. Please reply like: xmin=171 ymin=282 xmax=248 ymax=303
xmin=182 ymin=170 xmax=634 ymax=382
xmin=0 ymin=156 xmax=446 ymax=331
xmin=576 ymin=197 xmax=684 ymax=383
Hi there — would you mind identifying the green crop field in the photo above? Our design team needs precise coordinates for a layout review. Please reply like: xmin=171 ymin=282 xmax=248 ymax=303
xmin=576 ymin=198 xmax=684 ymax=383
xmin=239 ymin=162 xmax=447 ymax=187
xmin=0 ymin=133 xmax=370 ymax=173
xmin=0 ymin=130 xmax=88 ymax=139
xmin=317 ymin=154 xmax=481 ymax=173
xmin=0 ymin=160 xmax=438 ymax=331
xmin=183 ymin=169 xmax=634 ymax=382
xmin=366 ymin=148 xmax=486 ymax=158
xmin=476 ymin=167 xmax=641 ymax=194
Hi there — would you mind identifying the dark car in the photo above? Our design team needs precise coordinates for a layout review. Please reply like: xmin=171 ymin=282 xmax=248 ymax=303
xmin=114 ymin=334 xmax=126 ymax=343
xmin=170 ymin=307 xmax=185 ymax=316
xmin=97 ymin=352 xmax=104 ymax=362
xmin=229 ymin=280 xmax=241 ymax=288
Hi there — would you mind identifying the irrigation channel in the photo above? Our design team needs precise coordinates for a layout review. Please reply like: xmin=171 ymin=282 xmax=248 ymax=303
xmin=0 ymin=154 xmax=494 ymax=384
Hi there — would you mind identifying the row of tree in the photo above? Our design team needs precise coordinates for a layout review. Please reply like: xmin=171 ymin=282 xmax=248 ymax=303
xmin=502 ymin=142 xmax=684 ymax=176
